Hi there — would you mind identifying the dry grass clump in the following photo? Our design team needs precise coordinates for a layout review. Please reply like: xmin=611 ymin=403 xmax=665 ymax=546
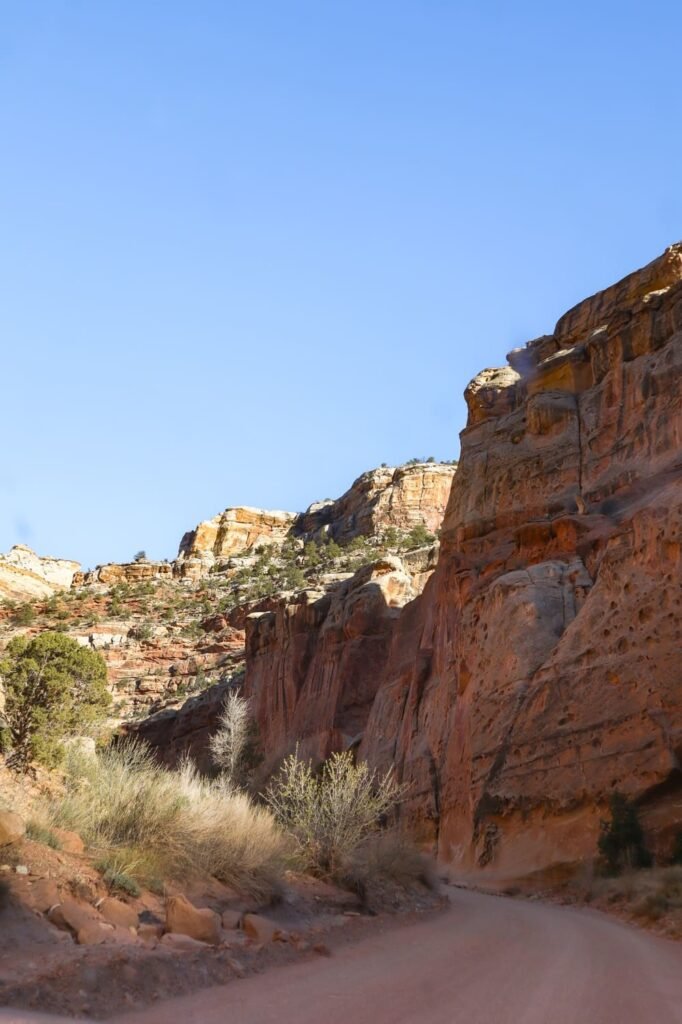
xmin=44 ymin=741 xmax=289 ymax=899
xmin=343 ymin=830 xmax=436 ymax=897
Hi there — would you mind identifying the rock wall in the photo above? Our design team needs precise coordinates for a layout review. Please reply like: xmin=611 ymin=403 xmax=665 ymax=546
xmin=359 ymin=242 xmax=682 ymax=874
xmin=243 ymin=554 xmax=428 ymax=771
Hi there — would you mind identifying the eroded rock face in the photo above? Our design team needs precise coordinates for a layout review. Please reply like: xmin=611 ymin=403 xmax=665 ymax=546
xmin=0 ymin=546 xmax=80 ymax=601
xmin=296 ymin=463 xmax=457 ymax=543
xmin=359 ymin=242 xmax=682 ymax=874
xmin=175 ymin=464 xmax=455 ymax=571
xmin=243 ymin=555 xmax=422 ymax=769
xmin=74 ymin=561 xmax=174 ymax=586
xmin=177 ymin=508 xmax=297 ymax=568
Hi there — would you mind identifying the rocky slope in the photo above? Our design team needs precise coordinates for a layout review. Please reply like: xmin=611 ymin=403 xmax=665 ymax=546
xmin=0 ymin=463 xmax=453 ymax=732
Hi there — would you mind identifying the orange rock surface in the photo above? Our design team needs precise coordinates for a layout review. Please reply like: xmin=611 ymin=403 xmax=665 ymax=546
xmin=359 ymin=242 xmax=682 ymax=873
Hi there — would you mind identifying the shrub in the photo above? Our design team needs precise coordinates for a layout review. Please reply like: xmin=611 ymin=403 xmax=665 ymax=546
xmin=598 ymin=792 xmax=652 ymax=874
xmin=404 ymin=524 xmax=436 ymax=549
xmin=0 ymin=632 xmax=111 ymax=770
xmin=382 ymin=526 xmax=400 ymax=549
xmin=47 ymin=741 xmax=287 ymax=899
xmin=133 ymin=550 xmax=147 ymax=562
xmin=129 ymin=623 xmax=153 ymax=642
xmin=209 ymin=690 xmax=251 ymax=786
xmin=26 ymin=820 xmax=61 ymax=849
xmin=95 ymin=855 xmax=142 ymax=897
xmin=265 ymin=750 xmax=407 ymax=878
xmin=343 ymin=830 xmax=435 ymax=898
xmin=13 ymin=602 xmax=36 ymax=626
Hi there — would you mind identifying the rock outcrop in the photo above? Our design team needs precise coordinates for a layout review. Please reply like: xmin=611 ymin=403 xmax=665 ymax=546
xmin=74 ymin=560 xmax=174 ymax=586
xmin=296 ymin=463 xmax=456 ymax=543
xmin=175 ymin=463 xmax=456 ymax=572
xmin=0 ymin=546 xmax=80 ymax=601
xmin=177 ymin=508 xmax=297 ymax=571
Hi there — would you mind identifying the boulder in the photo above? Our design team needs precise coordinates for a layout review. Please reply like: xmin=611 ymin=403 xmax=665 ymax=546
xmin=165 ymin=894 xmax=221 ymax=945
xmin=52 ymin=828 xmax=85 ymax=855
xmin=48 ymin=898 xmax=97 ymax=935
xmin=242 ymin=913 xmax=282 ymax=944
xmin=0 ymin=810 xmax=25 ymax=847
xmin=29 ymin=878 xmax=60 ymax=913
xmin=99 ymin=897 xmax=138 ymax=930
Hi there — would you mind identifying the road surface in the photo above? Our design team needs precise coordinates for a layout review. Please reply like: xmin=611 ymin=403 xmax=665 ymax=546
xmin=2 ymin=888 xmax=682 ymax=1023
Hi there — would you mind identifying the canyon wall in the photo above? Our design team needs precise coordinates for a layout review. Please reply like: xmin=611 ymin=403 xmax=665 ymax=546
xmin=244 ymin=244 xmax=682 ymax=875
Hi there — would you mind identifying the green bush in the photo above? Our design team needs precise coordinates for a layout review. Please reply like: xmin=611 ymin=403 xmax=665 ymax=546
xmin=598 ymin=792 xmax=652 ymax=874
xmin=266 ymin=750 xmax=407 ymax=879
xmin=13 ymin=602 xmax=36 ymax=626
xmin=0 ymin=632 xmax=111 ymax=770
xmin=404 ymin=524 xmax=436 ymax=549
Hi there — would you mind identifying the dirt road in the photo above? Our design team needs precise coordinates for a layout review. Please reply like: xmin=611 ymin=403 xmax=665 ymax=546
xmin=3 ymin=888 xmax=682 ymax=1023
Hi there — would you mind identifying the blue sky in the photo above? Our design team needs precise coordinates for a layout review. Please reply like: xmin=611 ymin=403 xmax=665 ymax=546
xmin=1 ymin=1 xmax=680 ymax=569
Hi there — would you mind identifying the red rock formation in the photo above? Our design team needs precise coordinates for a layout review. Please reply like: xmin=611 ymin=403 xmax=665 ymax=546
xmin=243 ymin=556 xmax=420 ymax=770
xmin=360 ymin=242 xmax=682 ymax=874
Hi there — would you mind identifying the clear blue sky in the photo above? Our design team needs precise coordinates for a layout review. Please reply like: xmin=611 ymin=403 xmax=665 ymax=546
xmin=1 ymin=1 xmax=680 ymax=569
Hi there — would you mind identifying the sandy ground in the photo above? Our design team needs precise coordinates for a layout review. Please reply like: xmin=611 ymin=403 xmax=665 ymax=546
xmin=3 ymin=887 xmax=682 ymax=1024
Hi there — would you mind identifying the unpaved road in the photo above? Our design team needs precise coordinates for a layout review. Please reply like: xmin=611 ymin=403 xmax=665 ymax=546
xmin=3 ymin=888 xmax=682 ymax=1024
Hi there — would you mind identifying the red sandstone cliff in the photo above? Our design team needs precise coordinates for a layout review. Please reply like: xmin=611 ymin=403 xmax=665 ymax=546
xmin=244 ymin=244 xmax=682 ymax=875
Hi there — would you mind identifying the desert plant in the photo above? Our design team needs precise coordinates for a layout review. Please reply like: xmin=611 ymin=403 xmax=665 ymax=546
xmin=129 ymin=622 xmax=153 ymax=642
xmin=46 ymin=741 xmax=287 ymax=898
xmin=598 ymin=791 xmax=652 ymax=874
xmin=404 ymin=524 xmax=436 ymax=549
xmin=343 ymin=830 xmax=435 ymax=898
xmin=265 ymin=750 xmax=408 ymax=878
xmin=209 ymin=689 xmax=251 ymax=786
xmin=0 ymin=632 xmax=111 ymax=770
xmin=26 ymin=820 xmax=61 ymax=849
xmin=133 ymin=550 xmax=147 ymax=562
xmin=13 ymin=602 xmax=36 ymax=626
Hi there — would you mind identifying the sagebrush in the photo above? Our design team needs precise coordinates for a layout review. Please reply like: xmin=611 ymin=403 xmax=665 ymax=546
xmin=265 ymin=750 xmax=408 ymax=878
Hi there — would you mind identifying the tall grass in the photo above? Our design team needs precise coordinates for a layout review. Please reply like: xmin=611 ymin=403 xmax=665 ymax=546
xmin=45 ymin=741 xmax=289 ymax=899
